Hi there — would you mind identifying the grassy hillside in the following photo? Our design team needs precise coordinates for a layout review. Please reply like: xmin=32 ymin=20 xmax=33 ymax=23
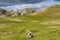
xmin=0 ymin=5 xmax=60 ymax=40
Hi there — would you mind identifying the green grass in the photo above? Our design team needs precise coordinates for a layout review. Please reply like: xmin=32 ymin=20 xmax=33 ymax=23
xmin=0 ymin=5 xmax=60 ymax=40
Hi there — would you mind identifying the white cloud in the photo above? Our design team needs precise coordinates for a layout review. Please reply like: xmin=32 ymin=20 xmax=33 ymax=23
xmin=2 ymin=1 xmax=60 ymax=10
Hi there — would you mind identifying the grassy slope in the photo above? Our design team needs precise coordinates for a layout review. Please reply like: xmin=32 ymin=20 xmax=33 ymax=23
xmin=0 ymin=5 xmax=60 ymax=40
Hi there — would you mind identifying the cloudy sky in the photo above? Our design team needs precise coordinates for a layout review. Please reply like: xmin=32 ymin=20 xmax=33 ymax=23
xmin=0 ymin=0 xmax=60 ymax=10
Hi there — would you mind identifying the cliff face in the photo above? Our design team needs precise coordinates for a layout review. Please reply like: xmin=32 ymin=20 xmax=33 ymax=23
xmin=0 ymin=8 xmax=36 ymax=17
xmin=0 ymin=8 xmax=6 ymax=15
xmin=17 ymin=8 xmax=36 ymax=15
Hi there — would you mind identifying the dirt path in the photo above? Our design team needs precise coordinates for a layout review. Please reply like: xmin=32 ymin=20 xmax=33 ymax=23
xmin=0 ymin=17 xmax=60 ymax=24
xmin=6 ymin=18 xmax=23 ymax=22
xmin=41 ymin=20 xmax=60 ymax=24
xmin=3 ymin=17 xmax=60 ymax=24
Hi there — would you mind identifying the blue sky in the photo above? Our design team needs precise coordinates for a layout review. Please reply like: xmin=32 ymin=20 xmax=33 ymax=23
xmin=0 ymin=0 xmax=60 ymax=10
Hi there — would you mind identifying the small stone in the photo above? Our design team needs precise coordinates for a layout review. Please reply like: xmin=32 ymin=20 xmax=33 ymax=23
xmin=27 ymin=32 xmax=33 ymax=38
xmin=26 ymin=30 xmax=33 ymax=38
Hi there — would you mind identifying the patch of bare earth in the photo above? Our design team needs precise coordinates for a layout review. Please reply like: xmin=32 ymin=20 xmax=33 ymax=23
xmin=6 ymin=18 xmax=40 ymax=23
xmin=0 ymin=24 xmax=11 ymax=28
xmin=41 ymin=20 xmax=60 ymax=24
xmin=46 ymin=26 xmax=57 ymax=28
xmin=0 ymin=31 xmax=14 ymax=35
xmin=6 ymin=18 xmax=23 ymax=22
xmin=31 ymin=20 xmax=40 ymax=22
xmin=40 ymin=20 xmax=60 ymax=28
